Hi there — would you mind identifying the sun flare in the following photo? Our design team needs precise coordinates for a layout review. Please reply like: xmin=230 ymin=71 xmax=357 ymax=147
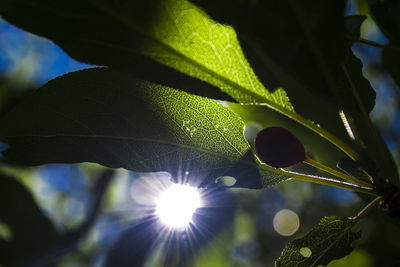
xmin=156 ymin=184 xmax=201 ymax=228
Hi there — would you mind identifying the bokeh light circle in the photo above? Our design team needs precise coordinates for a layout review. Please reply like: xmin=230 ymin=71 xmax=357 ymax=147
xmin=273 ymin=209 xmax=300 ymax=236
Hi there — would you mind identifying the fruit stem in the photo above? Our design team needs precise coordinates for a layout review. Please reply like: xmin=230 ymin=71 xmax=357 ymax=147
xmin=304 ymin=156 xmax=375 ymax=189
xmin=353 ymin=196 xmax=383 ymax=222
xmin=277 ymin=168 xmax=378 ymax=196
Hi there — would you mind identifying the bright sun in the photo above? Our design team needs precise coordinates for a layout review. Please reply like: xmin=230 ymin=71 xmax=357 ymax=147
xmin=156 ymin=184 xmax=201 ymax=228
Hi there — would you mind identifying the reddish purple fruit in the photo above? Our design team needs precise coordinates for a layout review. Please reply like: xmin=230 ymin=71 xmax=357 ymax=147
xmin=255 ymin=127 xmax=306 ymax=168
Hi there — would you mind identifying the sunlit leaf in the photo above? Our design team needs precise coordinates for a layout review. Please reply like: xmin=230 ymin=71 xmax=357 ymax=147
xmin=275 ymin=216 xmax=361 ymax=267
xmin=0 ymin=0 xmax=292 ymax=110
xmin=0 ymin=68 xmax=287 ymax=188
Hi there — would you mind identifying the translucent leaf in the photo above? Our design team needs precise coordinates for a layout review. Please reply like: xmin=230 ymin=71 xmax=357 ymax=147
xmin=0 ymin=0 xmax=292 ymax=109
xmin=0 ymin=68 xmax=287 ymax=188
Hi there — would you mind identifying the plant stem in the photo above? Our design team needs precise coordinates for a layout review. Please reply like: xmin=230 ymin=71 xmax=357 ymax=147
xmin=353 ymin=196 xmax=383 ymax=222
xmin=276 ymin=168 xmax=378 ymax=196
xmin=304 ymin=156 xmax=375 ymax=189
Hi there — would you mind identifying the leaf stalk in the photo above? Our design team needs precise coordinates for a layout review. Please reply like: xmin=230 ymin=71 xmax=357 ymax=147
xmin=304 ymin=156 xmax=374 ymax=189
xmin=276 ymin=168 xmax=378 ymax=196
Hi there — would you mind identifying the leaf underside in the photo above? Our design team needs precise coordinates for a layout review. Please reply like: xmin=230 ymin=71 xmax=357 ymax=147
xmin=0 ymin=68 xmax=287 ymax=188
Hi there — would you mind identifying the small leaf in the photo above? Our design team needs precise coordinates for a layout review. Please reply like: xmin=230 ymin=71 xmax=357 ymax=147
xmin=255 ymin=127 xmax=305 ymax=168
xmin=0 ymin=68 xmax=287 ymax=188
xmin=275 ymin=216 xmax=361 ymax=267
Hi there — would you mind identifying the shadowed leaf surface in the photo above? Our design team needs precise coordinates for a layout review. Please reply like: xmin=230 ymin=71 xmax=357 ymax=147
xmin=369 ymin=0 xmax=400 ymax=44
xmin=0 ymin=68 xmax=287 ymax=188
xmin=345 ymin=15 xmax=367 ymax=38
xmin=275 ymin=216 xmax=361 ymax=267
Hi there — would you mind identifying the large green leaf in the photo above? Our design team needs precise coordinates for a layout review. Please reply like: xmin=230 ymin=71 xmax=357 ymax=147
xmin=275 ymin=216 xmax=361 ymax=267
xmin=0 ymin=68 xmax=287 ymax=188
xmin=0 ymin=0 xmax=291 ymax=109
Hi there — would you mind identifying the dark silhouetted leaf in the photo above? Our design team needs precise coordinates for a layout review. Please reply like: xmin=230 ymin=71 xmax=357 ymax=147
xmin=345 ymin=15 xmax=367 ymax=38
xmin=369 ymin=0 xmax=400 ymax=44
xmin=370 ymin=0 xmax=400 ymax=90
xmin=0 ymin=169 xmax=114 ymax=266
xmin=0 ymin=172 xmax=60 ymax=266
xmin=275 ymin=216 xmax=361 ymax=267
xmin=382 ymin=47 xmax=400 ymax=87
xmin=0 ymin=68 xmax=288 ymax=188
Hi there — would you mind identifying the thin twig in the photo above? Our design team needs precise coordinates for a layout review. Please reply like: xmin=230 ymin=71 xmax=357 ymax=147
xmin=353 ymin=196 xmax=383 ymax=221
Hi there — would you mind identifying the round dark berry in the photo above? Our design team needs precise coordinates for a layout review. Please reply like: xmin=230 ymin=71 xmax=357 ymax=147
xmin=255 ymin=127 xmax=306 ymax=168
